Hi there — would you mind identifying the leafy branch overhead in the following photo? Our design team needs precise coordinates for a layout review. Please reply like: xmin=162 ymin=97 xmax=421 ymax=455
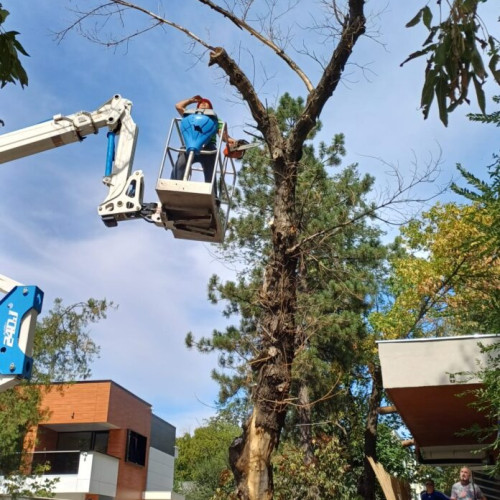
xmin=402 ymin=0 xmax=500 ymax=126
xmin=0 ymin=4 xmax=29 ymax=89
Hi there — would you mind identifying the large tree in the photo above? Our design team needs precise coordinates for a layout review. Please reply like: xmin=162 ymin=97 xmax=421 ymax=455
xmin=188 ymin=94 xmax=429 ymax=500
xmin=60 ymin=1 xmax=499 ymax=498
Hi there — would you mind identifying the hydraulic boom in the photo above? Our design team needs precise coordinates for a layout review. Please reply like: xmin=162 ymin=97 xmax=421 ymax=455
xmin=0 ymin=274 xmax=43 ymax=392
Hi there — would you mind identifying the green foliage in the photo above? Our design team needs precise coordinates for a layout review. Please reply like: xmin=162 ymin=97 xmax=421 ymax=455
xmin=376 ymin=422 xmax=415 ymax=481
xmin=33 ymin=298 xmax=110 ymax=383
xmin=3 ymin=463 xmax=58 ymax=499
xmin=273 ymin=93 xmax=322 ymax=139
xmin=0 ymin=383 xmax=43 ymax=473
xmin=0 ymin=4 xmax=29 ymax=89
xmin=468 ymin=94 xmax=500 ymax=125
xmin=175 ymin=416 xmax=240 ymax=499
xmin=370 ymin=199 xmax=500 ymax=339
xmin=452 ymin=99 xmax=500 ymax=269
xmin=272 ymin=435 xmax=360 ymax=500
xmin=402 ymin=1 xmax=500 ymax=126
xmin=450 ymin=99 xmax=500 ymax=331
xmin=375 ymin=419 xmax=459 ymax=495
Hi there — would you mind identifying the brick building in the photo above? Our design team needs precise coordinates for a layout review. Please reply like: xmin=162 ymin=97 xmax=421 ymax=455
xmin=4 ymin=380 xmax=183 ymax=500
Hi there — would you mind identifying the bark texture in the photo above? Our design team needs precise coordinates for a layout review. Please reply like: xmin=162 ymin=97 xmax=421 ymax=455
xmin=297 ymin=383 xmax=315 ymax=466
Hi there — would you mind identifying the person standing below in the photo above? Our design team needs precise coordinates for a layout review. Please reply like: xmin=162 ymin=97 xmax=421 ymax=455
xmin=450 ymin=467 xmax=487 ymax=500
xmin=420 ymin=479 xmax=450 ymax=500
xmin=170 ymin=95 xmax=235 ymax=188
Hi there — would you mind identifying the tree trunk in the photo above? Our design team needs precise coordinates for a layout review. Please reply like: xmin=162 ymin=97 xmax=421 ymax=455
xmin=207 ymin=5 xmax=367 ymax=498
xmin=229 ymin=157 xmax=299 ymax=499
xmin=358 ymin=363 xmax=383 ymax=500
xmin=297 ymin=382 xmax=315 ymax=466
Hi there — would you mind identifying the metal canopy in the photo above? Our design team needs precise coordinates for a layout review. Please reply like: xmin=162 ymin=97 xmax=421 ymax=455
xmin=377 ymin=335 xmax=500 ymax=464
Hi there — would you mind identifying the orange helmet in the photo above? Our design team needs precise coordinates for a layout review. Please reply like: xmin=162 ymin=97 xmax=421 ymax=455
xmin=197 ymin=98 xmax=213 ymax=109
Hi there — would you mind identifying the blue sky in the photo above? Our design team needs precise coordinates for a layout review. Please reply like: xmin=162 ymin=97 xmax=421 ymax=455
xmin=1 ymin=1 xmax=499 ymax=435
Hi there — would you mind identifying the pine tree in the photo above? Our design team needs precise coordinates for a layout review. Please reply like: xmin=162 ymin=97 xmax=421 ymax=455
xmin=187 ymin=94 xmax=387 ymax=498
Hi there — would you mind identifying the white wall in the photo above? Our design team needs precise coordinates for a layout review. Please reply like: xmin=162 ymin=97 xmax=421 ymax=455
xmin=40 ymin=451 xmax=118 ymax=498
xmin=378 ymin=334 xmax=500 ymax=388
xmin=146 ymin=447 xmax=175 ymax=492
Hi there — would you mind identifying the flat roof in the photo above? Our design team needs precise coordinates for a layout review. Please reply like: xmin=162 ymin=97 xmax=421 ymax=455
xmin=377 ymin=333 xmax=500 ymax=344
xmin=377 ymin=334 xmax=499 ymax=465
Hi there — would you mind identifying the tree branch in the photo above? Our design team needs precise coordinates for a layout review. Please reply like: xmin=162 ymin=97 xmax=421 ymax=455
xmin=288 ymin=0 xmax=366 ymax=160
xmin=108 ymin=0 xmax=215 ymax=50
xmin=287 ymin=164 xmax=440 ymax=256
xmin=197 ymin=0 xmax=314 ymax=91
xmin=208 ymin=47 xmax=279 ymax=147
xmin=402 ymin=256 xmax=468 ymax=338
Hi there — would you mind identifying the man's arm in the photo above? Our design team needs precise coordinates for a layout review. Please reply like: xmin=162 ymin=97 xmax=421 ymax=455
xmin=175 ymin=95 xmax=202 ymax=116
xmin=475 ymin=484 xmax=487 ymax=500
xmin=217 ymin=119 xmax=235 ymax=147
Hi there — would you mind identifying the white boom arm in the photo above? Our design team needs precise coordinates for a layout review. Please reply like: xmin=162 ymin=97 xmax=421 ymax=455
xmin=0 ymin=95 xmax=154 ymax=388
xmin=0 ymin=94 xmax=151 ymax=227
xmin=0 ymin=94 xmax=132 ymax=162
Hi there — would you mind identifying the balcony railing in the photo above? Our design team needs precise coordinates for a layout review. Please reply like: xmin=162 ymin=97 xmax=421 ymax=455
xmin=31 ymin=450 xmax=80 ymax=475
xmin=1 ymin=450 xmax=119 ymax=497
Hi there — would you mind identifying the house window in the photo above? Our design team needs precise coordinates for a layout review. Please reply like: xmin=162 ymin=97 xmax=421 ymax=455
xmin=92 ymin=431 xmax=109 ymax=454
xmin=125 ymin=430 xmax=147 ymax=466
xmin=57 ymin=431 xmax=109 ymax=454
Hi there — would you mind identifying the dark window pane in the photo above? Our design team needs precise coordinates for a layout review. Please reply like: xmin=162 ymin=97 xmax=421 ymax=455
xmin=126 ymin=430 xmax=147 ymax=466
xmin=93 ymin=431 xmax=109 ymax=454
xmin=57 ymin=432 xmax=92 ymax=451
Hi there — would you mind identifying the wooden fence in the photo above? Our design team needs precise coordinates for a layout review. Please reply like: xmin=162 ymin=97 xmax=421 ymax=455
xmin=367 ymin=456 xmax=413 ymax=500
